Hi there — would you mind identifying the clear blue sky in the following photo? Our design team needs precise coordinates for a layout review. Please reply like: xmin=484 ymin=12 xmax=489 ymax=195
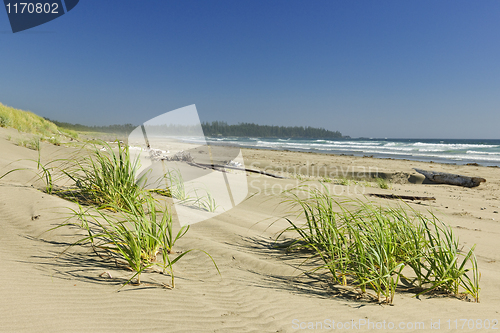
xmin=1 ymin=0 xmax=499 ymax=138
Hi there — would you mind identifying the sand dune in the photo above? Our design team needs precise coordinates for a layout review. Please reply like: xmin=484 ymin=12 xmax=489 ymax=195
xmin=1 ymin=128 xmax=499 ymax=332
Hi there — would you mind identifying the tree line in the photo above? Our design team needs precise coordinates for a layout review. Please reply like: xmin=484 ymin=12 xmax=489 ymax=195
xmin=47 ymin=118 xmax=346 ymax=139
xmin=201 ymin=121 xmax=344 ymax=138
xmin=46 ymin=118 xmax=136 ymax=134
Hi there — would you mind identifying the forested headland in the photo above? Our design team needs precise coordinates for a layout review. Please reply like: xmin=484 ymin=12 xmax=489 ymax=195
xmin=47 ymin=118 xmax=346 ymax=139
xmin=201 ymin=121 xmax=345 ymax=138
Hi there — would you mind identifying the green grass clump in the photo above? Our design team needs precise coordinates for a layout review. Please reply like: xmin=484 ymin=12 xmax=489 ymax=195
xmin=65 ymin=195 xmax=218 ymax=287
xmin=1 ymin=135 xmax=223 ymax=287
xmin=0 ymin=102 xmax=78 ymax=139
xmin=279 ymin=186 xmax=480 ymax=304
xmin=0 ymin=113 xmax=11 ymax=127
xmin=1 ymin=139 xmax=220 ymax=288
xmin=0 ymin=102 xmax=58 ymax=136
xmin=57 ymin=148 xmax=221 ymax=286
xmin=335 ymin=177 xmax=351 ymax=186
xmin=16 ymin=137 xmax=41 ymax=151
xmin=164 ymin=169 xmax=220 ymax=213
xmin=45 ymin=136 xmax=62 ymax=146
xmin=164 ymin=169 xmax=190 ymax=202
xmin=62 ymin=141 xmax=150 ymax=211
xmin=193 ymin=188 xmax=219 ymax=213
xmin=375 ymin=177 xmax=390 ymax=189
xmin=58 ymin=127 xmax=79 ymax=139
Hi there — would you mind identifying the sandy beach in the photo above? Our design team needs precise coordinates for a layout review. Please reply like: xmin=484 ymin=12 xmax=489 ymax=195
xmin=1 ymin=127 xmax=500 ymax=332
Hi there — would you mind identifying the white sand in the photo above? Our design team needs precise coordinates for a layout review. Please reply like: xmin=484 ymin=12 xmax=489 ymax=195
xmin=1 ymin=127 xmax=499 ymax=332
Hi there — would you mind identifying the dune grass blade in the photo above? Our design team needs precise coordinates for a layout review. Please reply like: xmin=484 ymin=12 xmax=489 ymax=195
xmin=160 ymin=206 xmax=189 ymax=254
xmin=414 ymin=215 xmax=480 ymax=300
xmin=193 ymin=188 xmax=219 ymax=212
xmin=459 ymin=247 xmax=480 ymax=302
xmin=0 ymin=150 xmax=72 ymax=194
xmin=158 ymin=248 xmax=220 ymax=288
xmin=165 ymin=169 xmax=190 ymax=202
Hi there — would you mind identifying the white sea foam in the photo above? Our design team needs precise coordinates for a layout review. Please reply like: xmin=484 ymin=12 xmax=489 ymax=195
xmin=466 ymin=150 xmax=500 ymax=155
xmin=185 ymin=137 xmax=500 ymax=166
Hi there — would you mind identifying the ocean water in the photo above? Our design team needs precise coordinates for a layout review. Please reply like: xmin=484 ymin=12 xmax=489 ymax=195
xmin=193 ymin=137 xmax=500 ymax=167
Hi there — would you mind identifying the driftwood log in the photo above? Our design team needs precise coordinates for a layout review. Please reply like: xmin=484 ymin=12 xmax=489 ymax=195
xmin=369 ymin=193 xmax=436 ymax=201
xmin=414 ymin=168 xmax=486 ymax=188
xmin=189 ymin=162 xmax=287 ymax=179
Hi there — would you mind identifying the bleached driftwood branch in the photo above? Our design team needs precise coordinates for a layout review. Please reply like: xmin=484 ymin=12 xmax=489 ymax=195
xmin=413 ymin=168 xmax=486 ymax=188
xmin=192 ymin=162 xmax=287 ymax=179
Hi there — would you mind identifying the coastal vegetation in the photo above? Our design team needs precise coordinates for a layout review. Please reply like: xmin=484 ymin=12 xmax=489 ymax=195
xmin=0 ymin=101 xmax=481 ymax=301
xmin=279 ymin=186 xmax=480 ymax=304
xmin=62 ymin=141 xmax=149 ymax=211
xmin=54 ymin=143 xmax=219 ymax=287
xmin=2 ymin=102 xmax=346 ymax=139
xmin=201 ymin=121 xmax=345 ymax=139
xmin=67 ymin=194 xmax=216 ymax=287
xmin=46 ymin=118 xmax=136 ymax=135
xmin=47 ymin=119 xmax=346 ymax=139
xmin=0 ymin=134 xmax=219 ymax=287
xmin=0 ymin=102 xmax=78 ymax=139
xmin=376 ymin=177 xmax=390 ymax=189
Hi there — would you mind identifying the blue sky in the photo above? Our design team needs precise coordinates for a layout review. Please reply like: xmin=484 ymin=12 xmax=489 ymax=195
xmin=1 ymin=0 xmax=499 ymax=138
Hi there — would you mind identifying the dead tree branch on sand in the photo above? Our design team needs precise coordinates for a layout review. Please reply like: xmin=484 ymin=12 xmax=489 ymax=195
xmin=369 ymin=193 xmax=436 ymax=201
xmin=414 ymin=168 xmax=486 ymax=188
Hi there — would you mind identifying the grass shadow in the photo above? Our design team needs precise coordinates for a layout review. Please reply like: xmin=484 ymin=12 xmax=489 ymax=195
xmin=20 ymin=235 xmax=171 ymax=290
xmin=221 ymin=236 xmax=380 ymax=304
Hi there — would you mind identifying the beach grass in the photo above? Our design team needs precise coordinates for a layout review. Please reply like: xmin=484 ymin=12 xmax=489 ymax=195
xmin=320 ymin=177 xmax=333 ymax=183
xmin=335 ymin=177 xmax=351 ymax=186
xmin=164 ymin=169 xmax=221 ymax=213
xmin=164 ymin=169 xmax=190 ymax=202
xmin=279 ymin=185 xmax=480 ymax=304
xmin=16 ymin=136 xmax=41 ymax=151
xmin=61 ymin=141 xmax=150 ymax=212
xmin=0 ymin=102 xmax=78 ymax=139
xmin=375 ymin=177 xmax=390 ymax=189
xmin=193 ymin=188 xmax=219 ymax=213
xmin=0 ymin=148 xmax=72 ymax=194
xmin=0 ymin=138 xmax=220 ymax=287
xmin=63 ymin=193 xmax=218 ymax=287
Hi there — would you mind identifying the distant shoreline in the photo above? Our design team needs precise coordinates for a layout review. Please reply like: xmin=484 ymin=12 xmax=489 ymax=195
xmin=200 ymin=137 xmax=500 ymax=168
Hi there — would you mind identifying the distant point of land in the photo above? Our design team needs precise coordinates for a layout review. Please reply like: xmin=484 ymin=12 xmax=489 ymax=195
xmin=47 ymin=119 xmax=348 ymax=139
xmin=0 ymin=102 xmax=347 ymax=139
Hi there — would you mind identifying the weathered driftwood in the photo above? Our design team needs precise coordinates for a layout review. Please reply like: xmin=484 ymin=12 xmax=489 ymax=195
xmin=189 ymin=162 xmax=287 ymax=179
xmin=369 ymin=193 xmax=436 ymax=201
xmin=413 ymin=168 xmax=486 ymax=188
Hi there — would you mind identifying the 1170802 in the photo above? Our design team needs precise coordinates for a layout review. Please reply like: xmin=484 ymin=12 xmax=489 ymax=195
xmin=5 ymin=2 xmax=59 ymax=14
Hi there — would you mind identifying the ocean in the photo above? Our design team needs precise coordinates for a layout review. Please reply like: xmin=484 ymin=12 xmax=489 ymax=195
xmin=194 ymin=137 xmax=500 ymax=167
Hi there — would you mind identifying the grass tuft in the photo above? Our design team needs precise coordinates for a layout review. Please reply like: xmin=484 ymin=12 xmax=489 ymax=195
xmin=62 ymin=141 xmax=149 ymax=211
xmin=0 ymin=102 xmax=78 ymax=139
xmin=375 ymin=177 xmax=390 ymax=189
xmin=0 ymin=139 xmax=220 ymax=288
xmin=278 ymin=185 xmax=480 ymax=304
xmin=15 ymin=136 xmax=42 ymax=151
xmin=60 ymin=192 xmax=218 ymax=287
xmin=335 ymin=177 xmax=351 ymax=186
